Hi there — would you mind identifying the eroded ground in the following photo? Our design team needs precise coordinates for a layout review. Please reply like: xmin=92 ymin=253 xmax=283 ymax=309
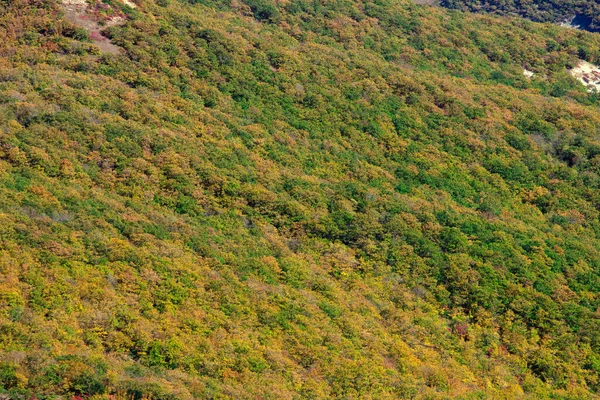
xmin=61 ymin=0 xmax=135 ymax=54
xmin=569 ymin=60 xmax=600 ymax=92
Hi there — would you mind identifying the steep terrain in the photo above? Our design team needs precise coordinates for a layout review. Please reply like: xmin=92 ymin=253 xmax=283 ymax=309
xmin=440 ymin=0 xmax=600 ymax=32
xmin=3 ymin=0 xmax=600 ymax=398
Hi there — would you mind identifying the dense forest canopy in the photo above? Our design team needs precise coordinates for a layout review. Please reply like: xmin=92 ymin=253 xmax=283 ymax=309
xmin=3 ymin=0 xmax=600 ymax=398
xmin=440 ymin=0 xmax=600 ymax=31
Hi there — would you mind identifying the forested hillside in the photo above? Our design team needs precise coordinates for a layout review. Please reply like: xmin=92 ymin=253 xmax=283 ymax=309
xmin=3 ymin=0 xmax=600 ymax=397
xmin=440 ymin=0 xmax=600 ymax=31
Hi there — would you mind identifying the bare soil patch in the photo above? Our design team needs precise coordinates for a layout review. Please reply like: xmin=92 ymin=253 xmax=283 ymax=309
xmin=61 ymin=0 xmax=131 ymax=54
xmin=569 ymin=60 xmax=600 ymax=92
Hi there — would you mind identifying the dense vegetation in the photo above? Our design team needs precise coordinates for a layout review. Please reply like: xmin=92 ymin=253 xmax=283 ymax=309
xmin=4 ymin=0 xmax=600 ymax=397
xmin=441 ymin=0 xmax=600 ymax=31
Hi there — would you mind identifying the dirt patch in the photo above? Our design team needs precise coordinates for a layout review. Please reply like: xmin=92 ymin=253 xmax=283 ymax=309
xmin=523 ymin=68 xmax=534 ymax=79
xmin=569 ymin=60 xmax=600 ymax=92
xmin=61 ymin=0 xmax=128 ymax=54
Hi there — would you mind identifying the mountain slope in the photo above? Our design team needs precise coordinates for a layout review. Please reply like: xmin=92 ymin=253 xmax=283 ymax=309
xmin=2 ymin=0 xmax=600 ymax=398
xmin=440 ymin=0 xmax=600 ymax=31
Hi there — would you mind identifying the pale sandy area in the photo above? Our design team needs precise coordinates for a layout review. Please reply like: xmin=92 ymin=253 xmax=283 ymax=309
xmin=569 ymin=60 xmax=600 ymax=92
xmin=122 ymin=0 xmax=137 ymax=8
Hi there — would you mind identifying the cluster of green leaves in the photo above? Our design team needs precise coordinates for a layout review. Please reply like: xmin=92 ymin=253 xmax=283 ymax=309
xmin=3 ymin=0 xmax=600 ymax=398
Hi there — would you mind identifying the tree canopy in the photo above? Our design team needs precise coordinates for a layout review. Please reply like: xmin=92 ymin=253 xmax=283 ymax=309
xmin=3 ymin=0 xmax=600 ymax=398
